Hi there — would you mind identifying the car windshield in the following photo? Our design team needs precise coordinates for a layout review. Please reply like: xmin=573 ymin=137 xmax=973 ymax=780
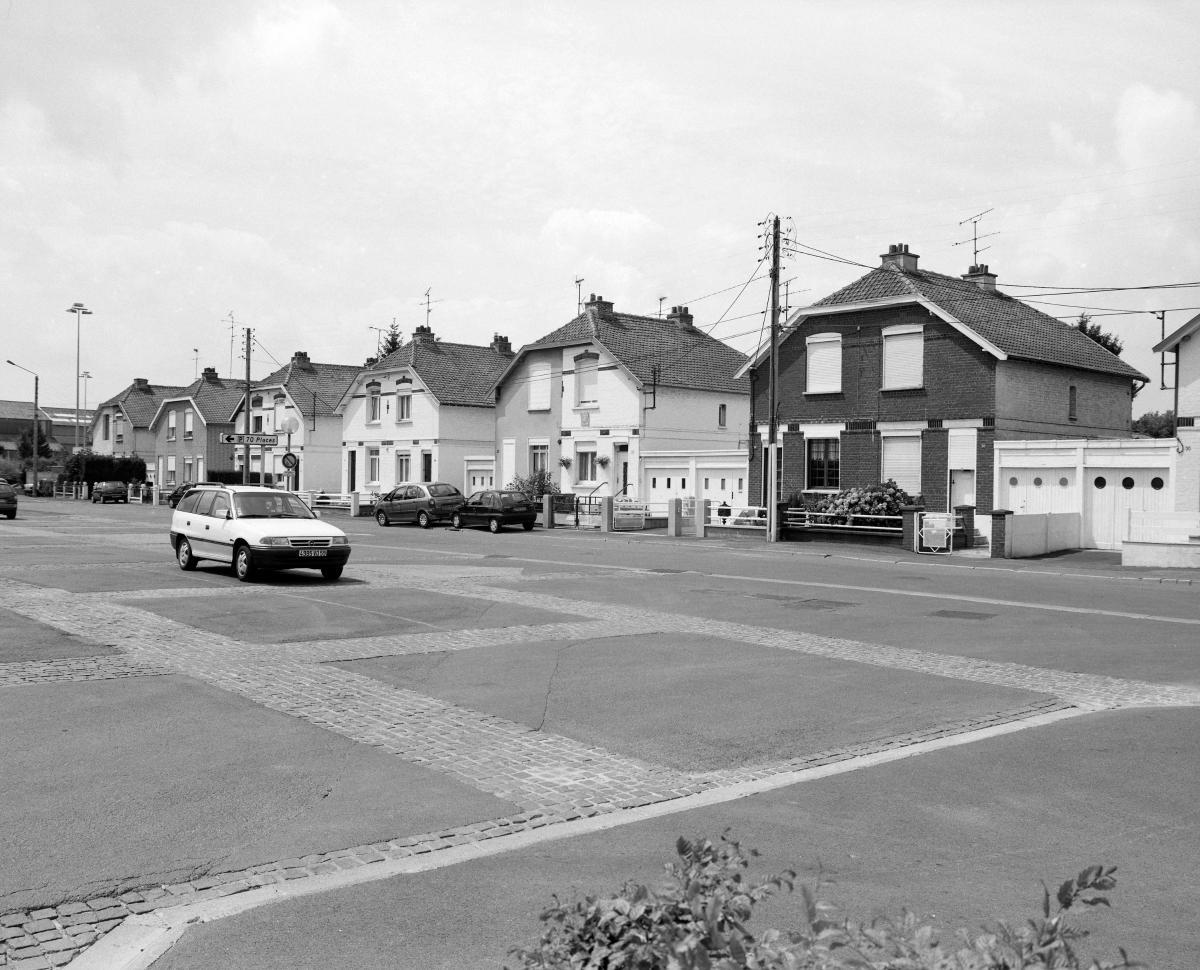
xmin=233 ymin=492 xmax=315 ymax=519
xmin=428 ymin=484 xmax=460 ymax=497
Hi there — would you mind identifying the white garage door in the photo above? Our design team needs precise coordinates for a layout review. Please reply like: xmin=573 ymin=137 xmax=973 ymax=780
xmin=646 ymin=468 xmax=690 ymax=504
xmin=1083 ymin=468 xmax=1172 ymax=550
xmin=1000 ymin=468 xmax=1076 ymax=515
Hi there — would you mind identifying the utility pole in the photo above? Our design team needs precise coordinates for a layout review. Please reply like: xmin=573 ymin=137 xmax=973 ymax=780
xmin=243 ymin=327 xmax=252 ymax=485
xmin=766 ymin=216 xmax=781 ymax=543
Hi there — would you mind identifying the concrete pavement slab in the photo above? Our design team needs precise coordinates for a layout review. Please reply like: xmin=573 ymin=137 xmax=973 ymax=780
xmin=148 ymin=707 xmax=1200 ymax=970
xmin=0 ymin=610 xmax=118 ymax=662
xmin=1 ymin=675 xmax=514 ymax=912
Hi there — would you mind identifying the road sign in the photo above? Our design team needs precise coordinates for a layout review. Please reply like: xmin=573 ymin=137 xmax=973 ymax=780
xmin=281 ymin=452 xmax=299 ymax=469
xmin=221 ymin=433 xmax=279 ymax=446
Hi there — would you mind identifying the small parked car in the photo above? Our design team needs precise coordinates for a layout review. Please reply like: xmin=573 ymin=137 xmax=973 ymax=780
xmin=92 ymin=481 xmax=129 ymax=504
xmin=373 ymin=482 xmax=464 ymax=528
xmin=450 ymin=490 xmax=538 ymax=533
xmin=170 ymin=485 xmax=351 ymax=581
xmin=0 ymin=481 xmax=17 ymax=519
xmin=167 ymin=481 xmax=221 ymax=508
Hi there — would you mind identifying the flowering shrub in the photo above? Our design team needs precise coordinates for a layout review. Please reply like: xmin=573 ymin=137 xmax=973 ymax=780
xmin=507 ymin=833 xmax=1136 ymax=970
xmin=810 ymin=479 xmax=912 ymax=524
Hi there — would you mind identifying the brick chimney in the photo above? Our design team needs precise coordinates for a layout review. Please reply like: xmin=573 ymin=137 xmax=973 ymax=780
xmin=666 ymin=305 xmax=694 ymax=329
xmin=490 ymin=333 xmax=513 ymax=356
xmin=411 ymin=325 xmax=435 ymax=345
xmin=880 ymin=243 xmax=919 ymax=272
xmin=290 ymin=350 xmax=314 ymax=369
xmin=961 ymin=263 xmax=998 ymax=292
xmin=201 ymin=366 xmax=220 ymax=383
xmin=585 ymin=293 xmax=614 ymax=318
xmin=133 ymin=378 xmax=150 ymax=392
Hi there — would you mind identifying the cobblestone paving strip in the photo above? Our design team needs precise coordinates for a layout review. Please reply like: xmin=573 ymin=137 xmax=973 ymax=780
xmin=0 ymin=656 xmax=172 ymax=687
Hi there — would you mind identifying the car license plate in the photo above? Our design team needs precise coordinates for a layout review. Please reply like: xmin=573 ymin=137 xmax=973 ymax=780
xmin=298 ymin=549 xmax=327 ymax=557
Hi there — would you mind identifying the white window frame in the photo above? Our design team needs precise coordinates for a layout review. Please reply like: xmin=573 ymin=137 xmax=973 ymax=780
xmin=367 ymin=390 xmax=382 ymax=424
xmin=166 ymin=455 xmax=176 ymax=485
xmin=576 ymin=448 xmax=598 ymax=482
xmin=574 ymin=353 xmax=599 ymax=408
xmin=529 ymin=443 xmax=548 ymax=477
xmin=881 ymin=324 xmax=924 ymax=390
xmin=166 ymin=409 xmax=177 ymax=441
xmin=395 ymin=392 xmax=412 ymax=423
xmin=395 ymin=452 xmax=411 ymax=483
xmin=367 ymin=447 xmax=380 ymax=484
xmin=528 ymin=360 xmax=552 ymax=411
xmin=184 ymin=410 xmax=194 ymax=439
xmin=805 ymin=333 xmax=842 ymax=394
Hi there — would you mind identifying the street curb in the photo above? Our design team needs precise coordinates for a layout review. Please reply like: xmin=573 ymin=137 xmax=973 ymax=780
xmin=70 ymin=705 xmax=1086 ymax=970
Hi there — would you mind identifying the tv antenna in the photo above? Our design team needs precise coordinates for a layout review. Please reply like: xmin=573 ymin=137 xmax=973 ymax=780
xmin=419 ymin=288 xmax=443 ymax=327
xmin=953 ymin=208 xmax=999 ymax=263
xmin=368 ymin=326 xmax=386 ymax=354
xmin=575 ymin=277 xmax=585 ymax=316
xmin=658 ymin=296 xmax=667 ymax=318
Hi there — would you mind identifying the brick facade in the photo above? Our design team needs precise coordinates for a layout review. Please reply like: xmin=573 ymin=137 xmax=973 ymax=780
xmin=920 ymin=428 xmax=949 ymax=509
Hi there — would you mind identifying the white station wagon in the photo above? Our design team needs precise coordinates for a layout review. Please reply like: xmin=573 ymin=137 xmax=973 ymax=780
xmin=169 ymin=485 xmax=351 ymax=582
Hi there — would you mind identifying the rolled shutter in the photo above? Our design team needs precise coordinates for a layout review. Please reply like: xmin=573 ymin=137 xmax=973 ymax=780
xmin=527 ymin=361 xmax=551 ymax=410
xmin=883 ymin=327 xmax=923 ymax=389
xmin=881 ymin=436 xmax=921 ymax=494
xmin=806 ymin=334 xmax=841 ymax=393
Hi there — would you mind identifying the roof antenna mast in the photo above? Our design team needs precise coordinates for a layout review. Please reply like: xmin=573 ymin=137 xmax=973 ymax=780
xmin=420 ymin=288 xmax=443 ymax=328
xmin=575 ymin=277 xmax=584 ymax=316
xmin=953 ymin=208 xmax=999 ymax=264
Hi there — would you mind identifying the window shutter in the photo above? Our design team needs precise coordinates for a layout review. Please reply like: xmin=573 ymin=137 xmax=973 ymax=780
xmin=883 ymin=328 xmax=923 ymax=389
xmin=947 ymin=428 xmax=976 ymax=469
xmin=806 ymin=334 xmax=841 ymax=393
xmin=881 ymin=436 xmax=921 ymax=494
xmin=528 ymin=361 xmax=551 ymax=410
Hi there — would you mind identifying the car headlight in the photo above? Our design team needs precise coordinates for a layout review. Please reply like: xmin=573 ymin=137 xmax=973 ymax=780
xmin=330 ymin=535 xmax=349 ymax=545
xmin=259 ymin=536 xmax=290 ymax=546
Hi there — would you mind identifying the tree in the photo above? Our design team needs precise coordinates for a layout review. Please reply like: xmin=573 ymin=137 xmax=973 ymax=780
xmin=1132 ymin=410 xmax=1174 ymax=438
xmin=379 ymin=320 xmax=403 ymax=356
xmin=17 ymin=430 xmax=52 ymax=463
xmin=1075 ymin=312 xmax=1124 ymax=357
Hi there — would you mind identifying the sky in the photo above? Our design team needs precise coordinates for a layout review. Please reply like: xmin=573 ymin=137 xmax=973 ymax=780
xmin=2 ymin=0 xmax=1198 ymax=418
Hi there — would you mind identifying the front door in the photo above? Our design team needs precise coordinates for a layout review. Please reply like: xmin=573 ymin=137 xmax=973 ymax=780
xmin=347 ymin=451 xmax=357 ymax=492
xmin=949 ymin=469 xmax=975 ymax=509
xmin=422 ymin=451 xmax=433 ymax=482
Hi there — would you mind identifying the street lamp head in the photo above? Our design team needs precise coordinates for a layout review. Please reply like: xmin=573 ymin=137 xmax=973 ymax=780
xmin=66 ymin=303 xmax=93 ymax=315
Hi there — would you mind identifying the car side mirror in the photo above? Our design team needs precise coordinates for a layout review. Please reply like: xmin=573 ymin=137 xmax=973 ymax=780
xmin=312 ymin=509 xmax=322 ymax=519
xmin=225 ymin=510 xmax=234 ymax=520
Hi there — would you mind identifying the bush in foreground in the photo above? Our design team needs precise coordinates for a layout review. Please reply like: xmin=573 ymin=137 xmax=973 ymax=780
xmin=507 ymin=833 xmax=1137 ymax=969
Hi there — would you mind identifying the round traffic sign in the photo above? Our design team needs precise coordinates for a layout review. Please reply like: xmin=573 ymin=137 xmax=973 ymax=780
xmin=281 ymin=452 xmax=299 ymax=469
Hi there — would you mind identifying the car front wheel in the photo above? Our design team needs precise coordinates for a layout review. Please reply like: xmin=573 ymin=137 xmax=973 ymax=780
xmin=234 ymin=545 xmax=256 ymax=582
xmin=417 ymin=510 xmax=432 ymax=528
xmin=321 ymin=564 xmax=343 ymax=581
xmin=375 ymin=509 xmax=390 ymax=527
xmin=522 ymin=521 xmax=535 ymax=531
xmin=451 ymin=512 xmax=463 ymax=530
xmin=177 ymin=538 xmax=198 ymax=571
xmin=488 ymin=517 xmax=501 ymax=534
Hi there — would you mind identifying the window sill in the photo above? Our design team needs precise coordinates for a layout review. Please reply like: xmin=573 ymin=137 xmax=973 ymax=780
xmin=803 ymin=389 xmax=842 ymax=397
xmin=527 ymin=407 xmax=552 ymax=413
xmin=573 ymin=404 xmax=599 ymax=411
xmin=880 ymin=386 xmax=925 ymax=393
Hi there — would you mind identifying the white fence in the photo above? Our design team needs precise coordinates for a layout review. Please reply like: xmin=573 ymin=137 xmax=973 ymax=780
xmin=1008 ymin=512 xmax=1081 ymax=558
xmin=1127 ymin=510 xmax=1200 ymax=544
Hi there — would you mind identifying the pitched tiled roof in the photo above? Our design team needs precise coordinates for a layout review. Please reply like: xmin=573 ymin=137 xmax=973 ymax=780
xmin=372 ymin=339 xmax=514 ymax=407
xmin=810 ymin=266 xmax=1147 ymax=381
xmin=254 ymin=358 xmax=361 ymax=419
xmin=528 ymin=308 xmax=749 ymax=393
xmin=0 ymin=399 xmax=49 ymax=422
xmin=96 ymin=382 xmax=185 ymax=428
xmin=156 ymin=374 xmax=244 ymax=426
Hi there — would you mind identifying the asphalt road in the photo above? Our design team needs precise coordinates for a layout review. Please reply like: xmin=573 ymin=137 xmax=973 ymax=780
xmin=1 ymin=496 xmax=1198 ymax=969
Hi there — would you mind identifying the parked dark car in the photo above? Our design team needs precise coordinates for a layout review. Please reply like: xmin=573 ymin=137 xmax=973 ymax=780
xmin=91 ymin=481 xmax=129 ymax=504
xmin=450 ymin=490 xmax=538 ymax=533
xmin=167 ymin=481 xmax=221 ymax=508
xmin=373 ymin=482 xmax=464 ymax=528
xmin=0 ymin=481 xmax=17 ymax=519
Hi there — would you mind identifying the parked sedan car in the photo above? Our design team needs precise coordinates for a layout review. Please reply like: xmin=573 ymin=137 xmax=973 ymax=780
xmin=167 ymin=481 xmax=221 ymax=508
xmin=0 ymin=481 xmax=17 ymax=519
xmin=170 ymin=485 xmax=351 ymax=581
xmin=91 ymin=481 xmax=129 ymax=503
xmin=450 ymin=490 xmax=538 ymax=533
xmin=373 ymin=482 xmax=464 ymax=528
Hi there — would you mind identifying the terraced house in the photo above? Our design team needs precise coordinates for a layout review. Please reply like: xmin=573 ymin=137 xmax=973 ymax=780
xmin=147 ymin=367 xmax=244 ymax=487
xmin=90 ymin=378 xmax=183 ymax=460
xmin=336 ymin=326 xmax=515 ymax=494
xmin=739 ymin=244 xmax=1148 ymax=526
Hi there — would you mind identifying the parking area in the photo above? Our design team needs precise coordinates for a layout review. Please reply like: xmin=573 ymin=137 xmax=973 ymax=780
xmin=2 ymin=497 xmax=1199 ymax=968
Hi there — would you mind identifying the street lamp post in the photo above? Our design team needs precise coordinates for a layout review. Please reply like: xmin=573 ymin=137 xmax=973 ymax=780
xmin=6 ymin=360 xmax=39 ymax=491
xmin=65 ymin=303 xmax=92 ymax=455
xmin=80 ymin=370 xmax=92 ymax=411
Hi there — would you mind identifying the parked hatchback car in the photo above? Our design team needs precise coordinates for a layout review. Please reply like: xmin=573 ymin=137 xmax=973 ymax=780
xmin=92 ymin=481 xmax=129 ymax=503
xmin=167 ymin=481 xmax=221 ymax=508
xmin=451 ymin=490 xmax=538 ymax=533
xmin=373 ymin=482 xmax=464 ymax=528
xmin=0 ymin=481 xmax=17 ymax=519
xmin=170 ymin=485 xmax=351 ymax=581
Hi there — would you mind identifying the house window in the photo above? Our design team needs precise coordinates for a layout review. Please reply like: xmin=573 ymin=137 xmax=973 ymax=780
xmin=184 ymin=410 xmax=194 ymax=439
xmin=529 ymin=444 xmax=548 ymax=477
xmin=528 ymin=360 xmax=551 ymax=411
xmin=1068 ymin=385 xmax=1078 ymax=421
xmin=114 ymin=414 xmax=124 ymax=443
xmin=367 ymin=389 xmax=381 ymax=423
xmin=367 ymin=448 xmax=380 ymax=484
xmin=396 ymin=453 xmax=411 ymax=483
xmin=184 ymin=459 xmax=194 ymax=481
xmin=102 ymin=414 xmax=111 ymax=441
xmin=574 ymin=353 xmax=599 ymax=407
xmin=882 ymin=325 xmax=924 ymax=389
xmin=395 ymin=393 xmax=412 ymax=422
xmin=576 ymin=449 xmax=598 ymax=482
xmin=252 ymin=414 xmax=263 ymax=433
xmin=166 ymin=410 xmax=177 ymax=441
xmin=718 ymin=403 xmax=727 ymax=428
xmin=807 ymin=438 xmax=840 ymax=490
xmin=881 ymin=435 xmax=921 ymax=494
xmin=806 ymin=333 xmax=841 ymax=393
xmin=166 ymin=455 xmax=176 ymax=485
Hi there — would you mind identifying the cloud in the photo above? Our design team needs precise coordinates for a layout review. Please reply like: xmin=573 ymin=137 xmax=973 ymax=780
xmin=1114 ymin=84 xmax=1198 ymax=169
xmin=540 ymin=208 xmax=662 ymax=249
xmin=1048 ymin=122 xmax=1098 ymax=168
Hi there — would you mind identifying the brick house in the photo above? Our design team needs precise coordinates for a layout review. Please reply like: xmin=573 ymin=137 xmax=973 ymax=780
xmin=335 ymin=326 xmax=515 ymax=494
xmin=90 ymin=379 xmax=183 ymax=461
xmin=146 ymin=368 xmax=244 ymax=487
xmin=1154 ymin=312 xmax=1200 ymax=514
xmin=738 ymin=244 xmax=1148 ymax=521
xmin=492 ymin=295 xmax=749 ymax=504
